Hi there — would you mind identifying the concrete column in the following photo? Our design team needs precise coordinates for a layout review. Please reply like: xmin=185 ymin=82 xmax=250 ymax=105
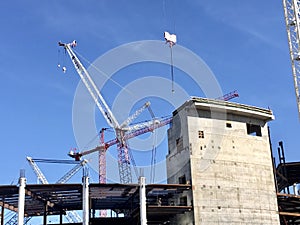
xmin=139 ymin=176 xmax=147 ymax=225
xmin=82 ymin=169 xmax=89 ymax=225
xmin=17 ymin=170 xmax=26 ymax=225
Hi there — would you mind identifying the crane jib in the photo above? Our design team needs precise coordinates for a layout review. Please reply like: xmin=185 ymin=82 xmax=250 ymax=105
xmin=62 ymin=42 xmax=119 ymax=128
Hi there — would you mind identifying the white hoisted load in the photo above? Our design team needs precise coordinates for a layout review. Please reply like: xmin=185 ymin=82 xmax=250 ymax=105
xmin=164 ymin=31 xmax=177 ymax=46
xmin=164 ymin=32 xmax=177 ymax=92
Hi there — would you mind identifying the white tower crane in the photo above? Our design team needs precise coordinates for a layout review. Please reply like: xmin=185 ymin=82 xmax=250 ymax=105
xmin=283 ymin=0 xmax=300 ymax=119
xmin=59 ymin=40 xmax=172 ymax=184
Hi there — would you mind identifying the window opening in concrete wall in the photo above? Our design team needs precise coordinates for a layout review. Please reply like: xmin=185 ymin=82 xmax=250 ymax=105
xmin=176 ymin=137 xmax=183 ymax=152
xmin=179 ymin=196 xmax=187 ymax=206
xmin=198 ymin=130 xmax=204 ymax=138
xmin=178 ymin=174 xmax=186 ymax=184
xmin=246 ymin=123 xmax=262 ymax=136
xmin=226 ymin=122 xmax=232 ymax=128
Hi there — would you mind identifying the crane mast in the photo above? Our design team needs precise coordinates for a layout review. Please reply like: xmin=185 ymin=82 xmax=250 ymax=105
xmin=283 ymin=0 xmax=300 ymax=119
xmin=99 ymin=128 xmax=107 ymax=184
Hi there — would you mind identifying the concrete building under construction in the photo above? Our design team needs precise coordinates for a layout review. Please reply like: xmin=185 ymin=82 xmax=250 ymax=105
xmin=1 ymin=97 xmax=300 ymax=225
xmin=167 ymin=97 xmax=279 ymax=224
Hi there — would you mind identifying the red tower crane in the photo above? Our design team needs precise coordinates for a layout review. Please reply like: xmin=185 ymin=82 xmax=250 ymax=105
xmin=217 ymin=90 xmax=239 ymax=101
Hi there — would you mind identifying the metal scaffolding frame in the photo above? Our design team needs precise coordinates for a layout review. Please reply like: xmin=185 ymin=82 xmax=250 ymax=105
xmin=0 ymin=182 xmax=192 ymax=225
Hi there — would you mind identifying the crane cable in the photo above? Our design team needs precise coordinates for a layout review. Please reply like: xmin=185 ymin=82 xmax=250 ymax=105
xmin=127 ymin=143 xmax=139 ymax=181
xmin=162 ymin=0 xmax=176 ymax=33
xmin=81 ymin=130 xmax=107 ymax=152
xmin=72 ymin=47 xmax=138 ymax=100
xmin=170 ymin=46 xmax=174 ymax=93
xmin=163 ymin=0 xmax=177 ymax=93
xmin=57 ymin=47 xmax=67 ymax=73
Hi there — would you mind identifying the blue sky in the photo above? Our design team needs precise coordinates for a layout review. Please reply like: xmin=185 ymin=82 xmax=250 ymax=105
xmin=0 ymin=0 xmax=298 ymax=185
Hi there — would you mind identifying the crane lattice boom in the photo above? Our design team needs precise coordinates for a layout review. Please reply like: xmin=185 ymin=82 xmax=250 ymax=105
xmin=68 ymin=116 xmax=172 ymax=161
xmin=59 ymin=41 xmax=119 ymax=128
xmin=216 ymin=90 xmax=239 ymax=101
xmin=283 ymin=0 xmax=300 ymax=119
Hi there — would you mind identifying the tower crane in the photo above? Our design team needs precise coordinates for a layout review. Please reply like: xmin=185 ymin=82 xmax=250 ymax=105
xmin=5 ymin=157 xmax=87 ymax=225
xmin=216 ymin=90 xmax=239 ymax=101
xmin=59 ymin=40 xmax=172 ymax=184
xmin=26 ymin=157 xmax=88 ymax=184
xmin=283 ymin=0 xmax=300 ymax=119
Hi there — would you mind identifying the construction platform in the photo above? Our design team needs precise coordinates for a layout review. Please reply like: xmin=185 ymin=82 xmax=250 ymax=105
xmin=0 ymin=183 xmax=192 ymax=225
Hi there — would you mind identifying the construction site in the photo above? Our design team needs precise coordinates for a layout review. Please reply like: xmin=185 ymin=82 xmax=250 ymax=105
xmin=1 ymin=1 xmax=300 ymax=225
xmin=1 ymin=96 xmax=300 ymax=225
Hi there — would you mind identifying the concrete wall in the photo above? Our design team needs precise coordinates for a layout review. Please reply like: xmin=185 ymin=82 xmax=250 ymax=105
xmin=167 ymin=109 xmax=194 ymax=225
xmin=166 ymin=99 xmax=280 ymax=225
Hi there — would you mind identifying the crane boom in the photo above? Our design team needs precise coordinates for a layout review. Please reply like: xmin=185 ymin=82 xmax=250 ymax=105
xmin=59 ymin=41 xmax=119 ymax=128
xmin=69 ymin=116 xmax=172 ymax=160
xmin=125 ymin=116 xmax=172 ymax=139
xmin=26 ymin=156 xmax=48 ymax=184
xmin=56 ymin=159 xmax=88 ymax=183
xmin=120 ymin=101 xmax=151 ymax=128
xmin=216 ymin=90 xmax=239 ymax=101
xmin=283 ymin=0 xmax=300 ymax=119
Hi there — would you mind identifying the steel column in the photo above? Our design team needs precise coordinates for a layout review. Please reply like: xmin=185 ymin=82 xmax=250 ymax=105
xmin=82 ymin=170 xmax=89 ymax=225
xmin=139 ymin=176 xmax=147 ymax=225
xmin=17 ymin=170 xmax=26 ymax=225
xmin=1 ymin=202 xmax=4 ymax=225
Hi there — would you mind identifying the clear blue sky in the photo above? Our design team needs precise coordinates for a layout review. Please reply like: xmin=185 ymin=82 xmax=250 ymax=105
xmin=0 ymin=0 xmax=298 ymax=185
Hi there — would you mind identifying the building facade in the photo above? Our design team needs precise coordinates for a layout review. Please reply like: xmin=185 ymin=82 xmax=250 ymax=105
xmin=167 ymin=97 xmax=280 ymax=225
